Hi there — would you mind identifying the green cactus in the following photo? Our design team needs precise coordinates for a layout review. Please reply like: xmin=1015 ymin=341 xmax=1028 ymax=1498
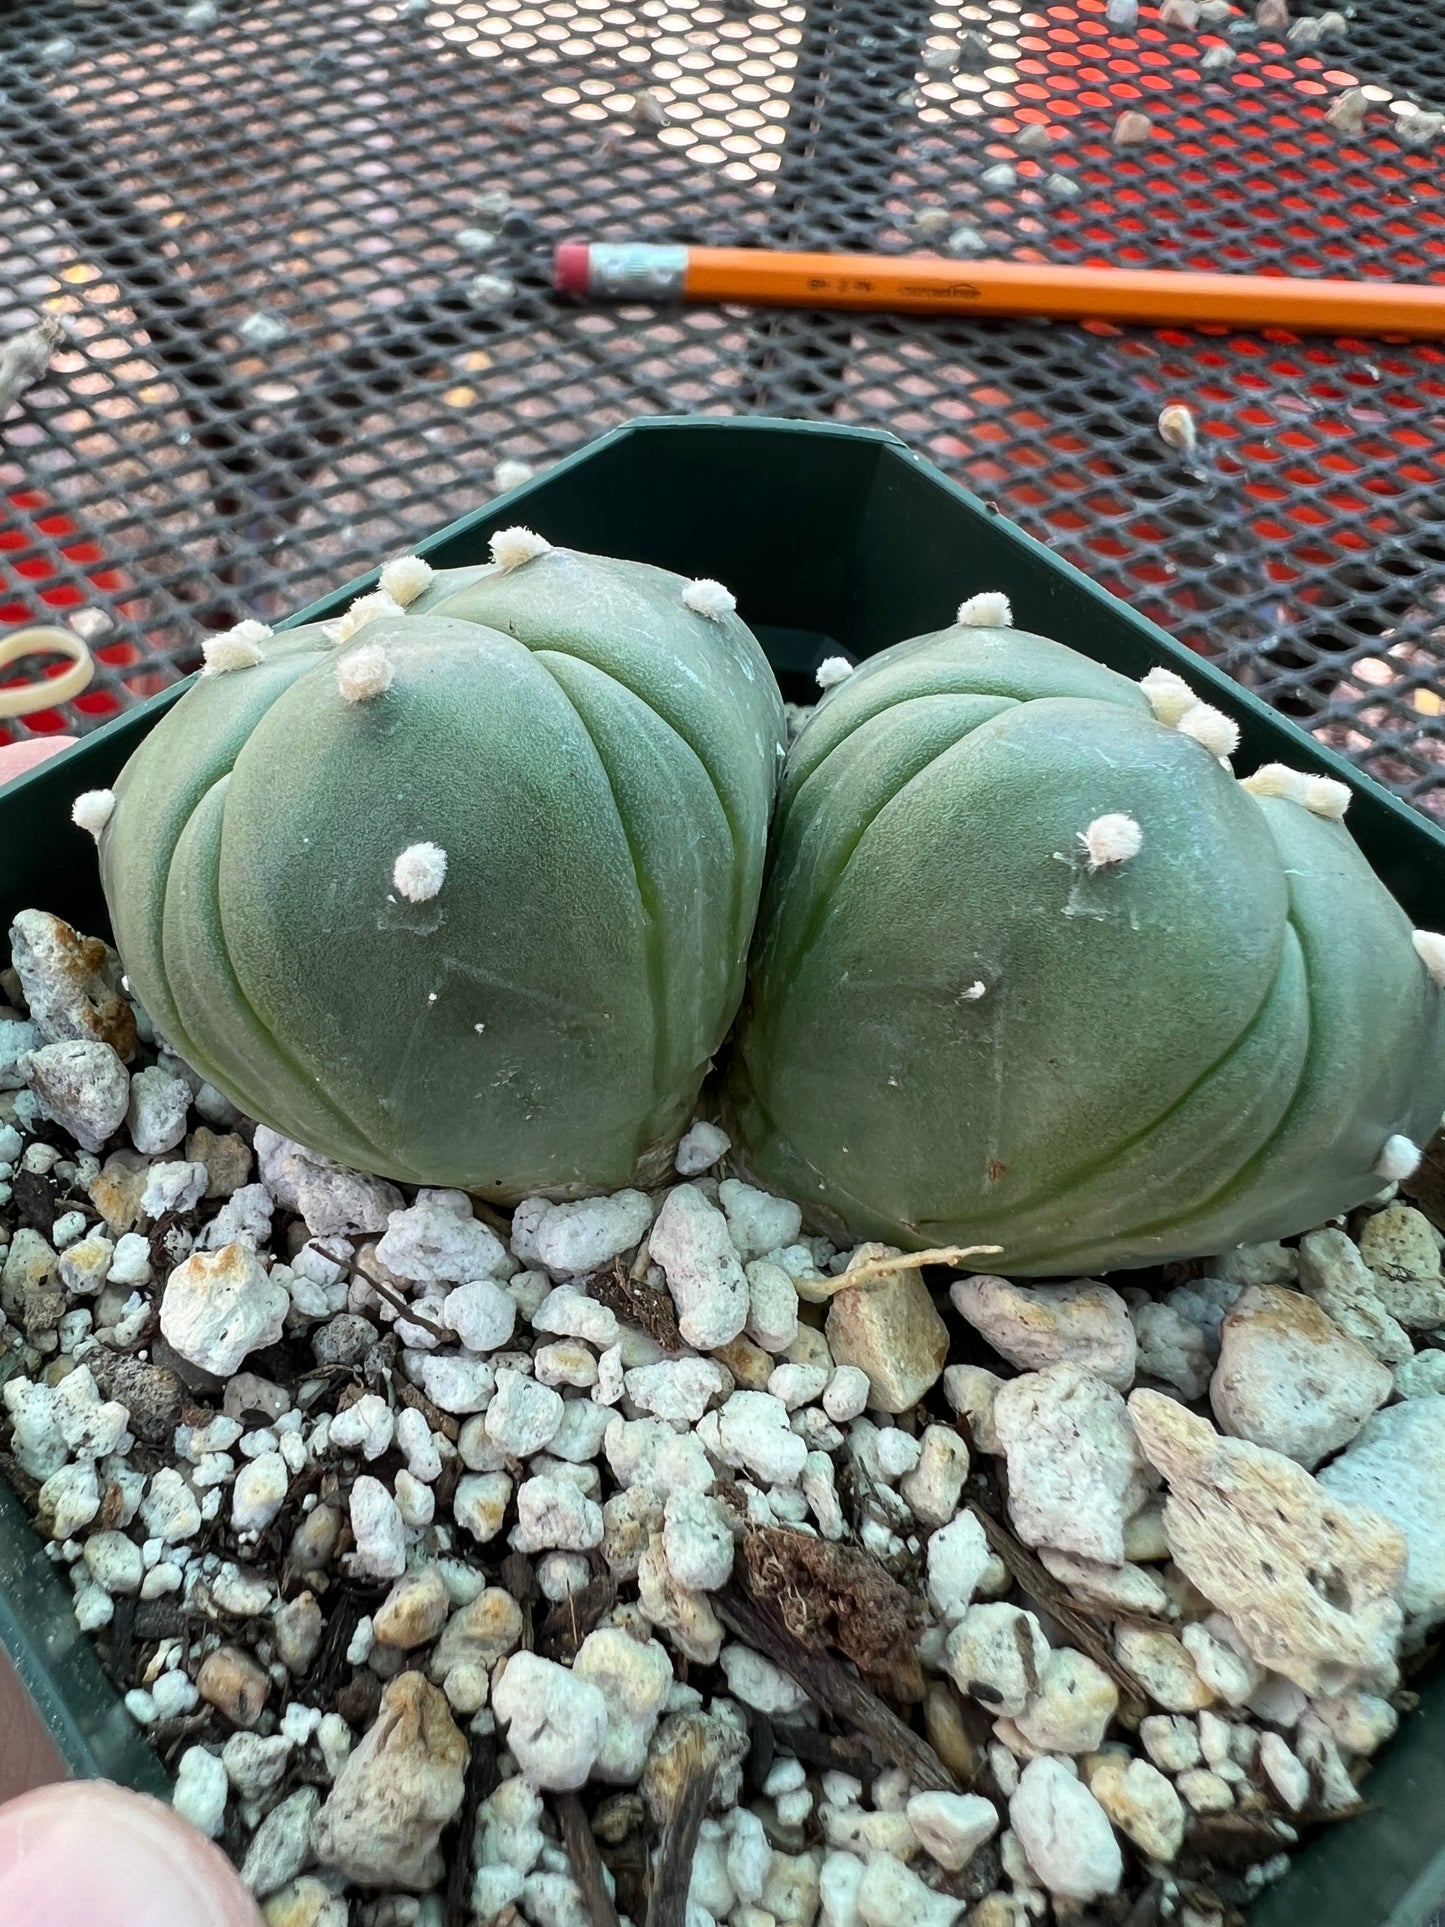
xmin=92 ymin=534 xmax=786 ymax=1198
xmin=725 ymin=610 xmax=1445 ymax=1276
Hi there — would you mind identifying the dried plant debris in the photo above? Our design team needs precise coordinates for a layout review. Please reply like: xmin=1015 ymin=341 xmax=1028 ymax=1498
xmin=1 ymin=904 xmax=1443 ymax=1925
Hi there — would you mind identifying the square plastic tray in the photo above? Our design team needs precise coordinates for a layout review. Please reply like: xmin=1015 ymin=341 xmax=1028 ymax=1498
xmin=1 ymin=416 xmax=1441 ymax=1921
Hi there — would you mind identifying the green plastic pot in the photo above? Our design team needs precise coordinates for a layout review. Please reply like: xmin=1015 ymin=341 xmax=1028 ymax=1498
xmin=1 ymin=417 xmax=1441 ymax=1918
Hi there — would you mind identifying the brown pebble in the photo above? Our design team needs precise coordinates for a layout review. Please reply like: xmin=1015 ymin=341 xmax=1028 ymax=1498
xmin=197 ymin=1643 xmax=271 ymax=1727
xmin=337 ymin=1671 xmax=383 ymax=1728
xmin=89 ymin=1352 xmax=183 ymax=1445
xmin=86 ymin=1150 xmax=150 ymax=1233
xmin=187 ymin=1125 xmax=253 ymax=1198
xmin=924 ymin=1680 xmax=980 ymax=1784
xmin=288 ymin=1501 xmax=343 ymax=1576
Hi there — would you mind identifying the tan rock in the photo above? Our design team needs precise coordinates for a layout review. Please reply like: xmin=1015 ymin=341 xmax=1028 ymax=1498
xmin=994 ymin=1366 xmax=1151 ymax=1564
xmin=1128 ymin=1388 xmax=1407 ymax=1695
xmin=263 ymin=1877 xmax=348 ymax=1927
xmin=87 ymin=1150 xmax=150 ymax=1233
xmin=943 ymin=1364 xmax=1003 ymax=1453
xmin=1358 ymin=1203 xmax=1445 ymax=1328
xmin=373 ymin=1567 xmax=450 ymax=1649
xmin=1087 ymin=1752 xmax=1186 ymax=1861
xmin=1296 ymin=1228 xmax=1411 ymax=1363
xmin=1210 ymin=1285 xmax=1391 ymax=1467
xmin=426 ymin=1586 xmax=523 ymax=1684
xmin=311 ymin=1672 xmax=467 ymax=1889
xmin=9 ymin=910 xmax=137 ymax=1060
xmin=637 ymin=1534 xmax=723 ymax=1665
xmin=951 ymin=1275 xmax=1135 ymax=1389
xmin=1114 ymin=1626 xmax=1215 ymax=1712
xmin=825 ymin=1250 xmax=949 ymax=1413
xmin=197 ymin=1644 xmax=271 ymax=1727
xmin=712 ymin=1335 xmax=774 ymax=1391
xmin=187 ymin=1125 xmax=253 ymax=1199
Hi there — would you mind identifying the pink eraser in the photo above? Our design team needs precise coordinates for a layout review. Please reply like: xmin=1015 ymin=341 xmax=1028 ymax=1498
xmin=553 ymin=243 xmax=590 ymax=294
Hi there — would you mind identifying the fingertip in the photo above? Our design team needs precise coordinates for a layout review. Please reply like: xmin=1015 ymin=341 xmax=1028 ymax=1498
xmin=0 ymin=1780 xmax=265 ymax=1927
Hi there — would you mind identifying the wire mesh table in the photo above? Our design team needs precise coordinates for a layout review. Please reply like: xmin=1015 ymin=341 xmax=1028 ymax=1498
xmin=2 ymin=0 xmax=1443 ymax=810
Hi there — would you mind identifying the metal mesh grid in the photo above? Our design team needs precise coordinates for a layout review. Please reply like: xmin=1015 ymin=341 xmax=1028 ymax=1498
xmin=2 ymin=0 xmax=1444 ymax=809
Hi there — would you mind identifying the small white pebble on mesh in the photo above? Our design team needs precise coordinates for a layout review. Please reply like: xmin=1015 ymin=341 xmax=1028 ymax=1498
xmin=490 ymin=526 xmax=552 ymax=571
xmin=1079 ymin=813 xmax=1142 ymax=872
xmin=1175 ymin=701 xmax=1240 ymax=760
xmin=815 ymin=656 xmax=855 ymax=690
xmin=682 ymin=578 xmax=736 ymax=621
xmin=1139 ymin=665 xmax=1196 ymax=726
xmin=957 ymin=590 xmax=1013 ymax=628
xmin=393 ymin=842 xmax=448 ymax=903
xmin=337 ymin=643 xmax=394 ymax=704
xmin=71 ymin=790 xmax=115 ymax=839
xmin=1114 ymin=109 xmax=1152 ymax=146
xmin=378 ymin=554 xmax=433 ymax=607
xmin=1326 ymin=88 xmax=1368 ymax=135
xmin=1412 ymin=930 xmax=1445 ymax=989
xmin=1375 ymin=1135 xmax=1422 ymax=1182
xmin=1158 ymin=404 xmax=1197 ymax=455
xmin=201 ymin=620 xmax=272 ymax=675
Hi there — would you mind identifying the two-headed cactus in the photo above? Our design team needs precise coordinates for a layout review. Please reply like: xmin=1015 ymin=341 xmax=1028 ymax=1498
xmin=89 ymin=534 xmax=786 ymax=1198
xmin=726 ymin=603 xmax=1445 ymax=1275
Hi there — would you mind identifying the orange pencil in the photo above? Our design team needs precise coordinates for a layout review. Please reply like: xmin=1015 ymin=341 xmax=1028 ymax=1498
xmin=553 ymin=242 xmax=1445 ymax=339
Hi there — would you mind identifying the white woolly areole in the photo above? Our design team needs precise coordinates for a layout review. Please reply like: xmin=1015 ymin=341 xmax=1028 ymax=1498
xmin=815 ymin=655 xmax=855 ymax=690
xmin=1241 ymin=763 xmax=1311 ymax=805
xmin=378 ymin=554 xmax=433 ymax=607
xmin=1175 ymin=701 xmax=1240 ymax=760
xmin=330 ymin=589 xmax=406 ymax=647
xmin=682 ymin=578 xmax=736 ymax=622
xmin=1302 ymin=774 xmax=1351 ymax=820
xmin=1139 ymin=665 xmax=1197 ymax=727
xmin=957 ymin=590 xmax=1013 ymax=628
xmin=201 ymin=629 xmax=267 ymax=675
xmin=490 ymin=526 xmax=552 ymax=572
xmin=1412 ymin=930 xmax=1445 ymax=989
xmin=393 ymin=841 xmax=447 ymax=903
xmin=1079 ymin=812 xmax=1143 ymax=872
xmin=71 ymin=789 xmax=115 ymax=838
xmin=1375 ymin=1134 xmax=1422 ymax=1183
xmin=337 ymin=642 xmax=395 ymax=705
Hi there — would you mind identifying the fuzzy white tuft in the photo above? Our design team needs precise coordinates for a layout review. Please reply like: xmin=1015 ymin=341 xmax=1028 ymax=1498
xmin=337 ymin=643 xmax=395 ymax=705
xmin=682 ymin=578 xmax=737 ymax=622
xmin=330 ymin=590 xmax=406 ymax=647
xmin=1374 ymin=1134 xmax=1422 ymax=1183
xmin=71 ymin=789 xmax=115 ymax=839
xmin=490 ymin=526 xmax=552 ymax=572
xmin=1079 ymin=812 xmax=1143 ymax=872
xmin=960 ymin=980 xmax=987 ymax=1001
xmin=1157 ymin=403 xmax=1197 ymax=455
xmin=1302 ymin=774 xmax=1351 ymax=820
xmin=1139 ymin=665 xmax=1197 ymax=727
xmin=493 ymin=458 xmax=535 ymax=492
xmin=957 ymin=590 xmax=1013 ymax=629
xmin=378 ymin=554 xmax=433 ymax=607
xmin=1176 ymin=701 xmax=1240 ymax=761
xmin=393 ymin=841 xmax=448 ymax=904
xmin=815 ymin=655 xmax=855 ymax=691
xmin=201 ymin=624 xmax=269 ymax=675
xmin=1412 ymin=929 xmax=1445 ymax=990
xmin=1240 ymin=763 xmax=1311 ymax=805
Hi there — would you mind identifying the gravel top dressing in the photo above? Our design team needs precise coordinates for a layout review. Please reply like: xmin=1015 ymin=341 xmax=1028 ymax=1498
xmin=2 ymin=902 xmax=1444 ymax=1927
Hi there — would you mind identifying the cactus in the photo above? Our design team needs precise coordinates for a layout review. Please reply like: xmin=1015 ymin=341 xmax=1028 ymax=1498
xmin=94 ymin=536 xmax=786 ymax=1198
xmin=725 ymin=614 xmax=1445 ymax=1276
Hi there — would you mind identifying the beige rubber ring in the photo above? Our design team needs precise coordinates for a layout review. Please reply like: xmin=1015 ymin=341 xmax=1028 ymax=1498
xmin=0 ymin=624 xmax=95 ymax=718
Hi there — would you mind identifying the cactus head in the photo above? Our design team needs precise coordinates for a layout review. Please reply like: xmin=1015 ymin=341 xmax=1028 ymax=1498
xmin=726 ymin=618 xmax=1445 ymax=1275
xmin=97 ymin=542 xmax=786 ymax=1198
